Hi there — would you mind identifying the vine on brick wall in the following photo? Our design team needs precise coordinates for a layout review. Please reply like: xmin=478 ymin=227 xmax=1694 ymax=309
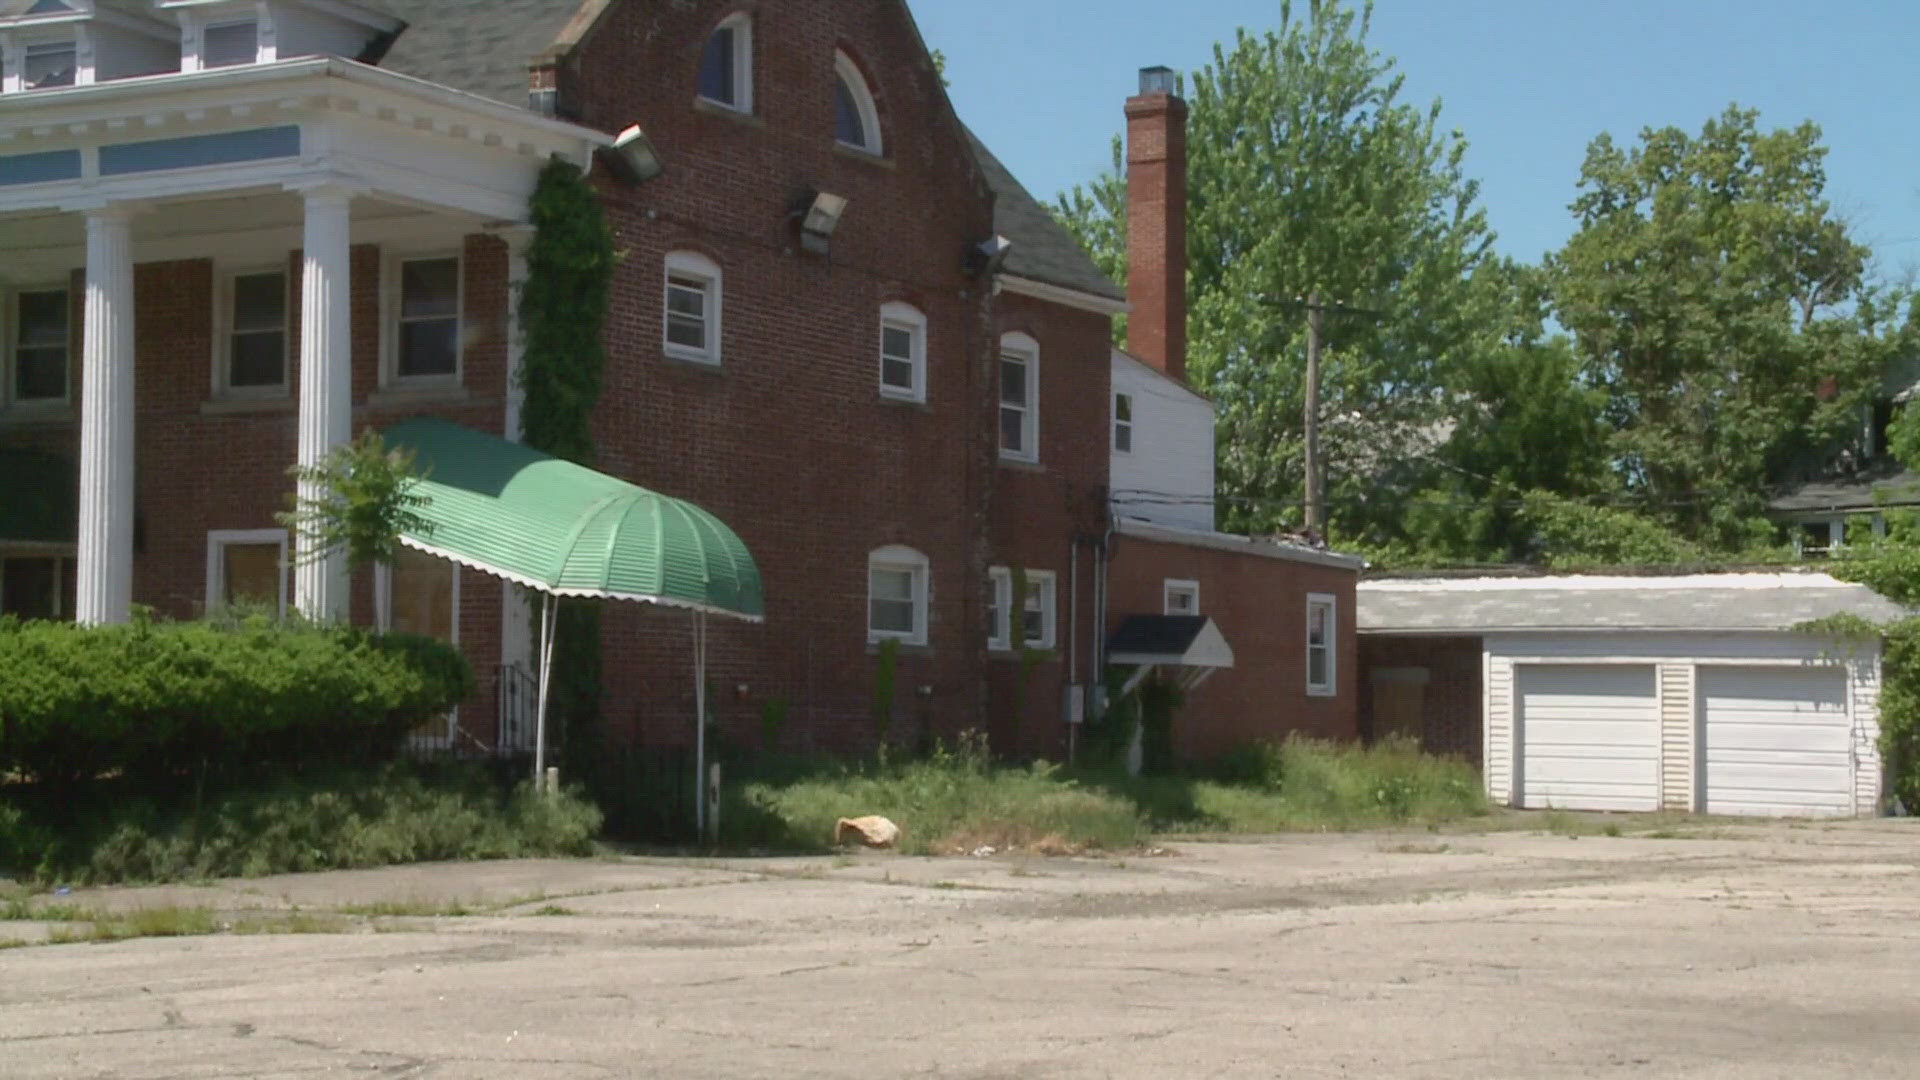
xmin=519 ymin=156 xmax=615 ymax=763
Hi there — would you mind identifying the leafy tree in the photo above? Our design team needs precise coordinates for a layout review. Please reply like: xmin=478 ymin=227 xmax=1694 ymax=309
xmin=1053 ymin=0 xmax=1494 ymax=544
xmin=1550 ymin=105 xmax=1885 ymax=547
xmin=278 ymin=430 xmax=433 ymax=630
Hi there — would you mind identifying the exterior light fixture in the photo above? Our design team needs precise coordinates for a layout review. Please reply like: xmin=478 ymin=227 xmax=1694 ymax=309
xmin=966 ymin=234 xmax=1013 ymax=275
xmin=599 ymin=124 xmax=664 ymax=183
xmin=795 ymin=190 xmax=847 ymax=255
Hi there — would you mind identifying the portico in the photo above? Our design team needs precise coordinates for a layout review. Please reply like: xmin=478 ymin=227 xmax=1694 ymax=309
xmin=0 ymin=56 xmax=606 ymax=625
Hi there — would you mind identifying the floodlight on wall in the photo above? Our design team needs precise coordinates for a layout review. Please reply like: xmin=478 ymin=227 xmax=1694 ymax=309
xmin=966 ymin=234 xmax=1013 ymax=276
xmin=794 ymin=190 xmax=848 ymax=255
xmin=599 ymin=124 xmax=664 ymax=183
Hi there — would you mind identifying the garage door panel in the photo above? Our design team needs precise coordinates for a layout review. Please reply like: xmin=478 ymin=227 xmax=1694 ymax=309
xmin=1700 ymin=666 xmax=1854 ymax=818
xmin=1517 ymin=664 xmax=1659 ymax=812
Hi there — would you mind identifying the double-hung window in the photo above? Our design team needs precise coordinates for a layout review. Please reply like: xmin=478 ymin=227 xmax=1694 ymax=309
xmin=664 ymin=252 xmax=721 ymax=365
xmin=222 ymin=270 xmax=288 ymax=395
xmin=22 ymin=40 xmax=77 ymax=89
xmin=987 ymin=567 xmax=1054 ymax=651
xmin=394 ymin=256 xmax=461 ymax=383
xmin=1113 ymin=392 xmax=1134 ymax=453
xmin=1306 ymin=593 xmax=1336 ymax=696
xmin=868 ymin=545 xmax=928 ymax=646
xmin=697 ymin=13 xmax=752 ymax=112
xmin=11 ymin=288 xmax=69 ymax=405
xmin=999 ymin=332 xmax=1038 ymax=462
xmin=879 ymin=302 xmax=925 ymax=402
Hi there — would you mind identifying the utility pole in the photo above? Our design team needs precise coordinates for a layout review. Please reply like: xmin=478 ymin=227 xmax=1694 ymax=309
xmin=1303 ymin=290 xmax=1325 ymax=535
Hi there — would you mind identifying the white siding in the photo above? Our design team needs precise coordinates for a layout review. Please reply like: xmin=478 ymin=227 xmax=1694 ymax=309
xmin=1110 ymin=350 xmax=1214 ymax=532
xmin=1480 ymin=632 xmax=1883 ymax=816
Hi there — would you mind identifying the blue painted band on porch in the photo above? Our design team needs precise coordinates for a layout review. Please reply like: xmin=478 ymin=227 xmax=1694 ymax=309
xmin=0 ymin=149 xmax=81 ymax=187
xmin=98 ymin=125 xmax=300 ymax=177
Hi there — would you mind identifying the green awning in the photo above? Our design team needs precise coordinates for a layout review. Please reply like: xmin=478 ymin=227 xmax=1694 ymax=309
xmin=383 ymin=419 xmax=763 ymax=621
xmin=0 ymin=448 xmax=76 ymax=544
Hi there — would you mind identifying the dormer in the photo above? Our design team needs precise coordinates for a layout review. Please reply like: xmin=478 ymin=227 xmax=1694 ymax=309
xmin=0 ymin=0 xmax=175 ymax=92
xmin=156 ymin=0 xmax=397 ymax=72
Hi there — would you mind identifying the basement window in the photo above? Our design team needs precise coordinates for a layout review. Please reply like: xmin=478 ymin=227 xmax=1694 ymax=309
xmin=205 ymin=530 xmax=288 ymax=617
xmin=0 ymin=553 xmax=75 ymax=621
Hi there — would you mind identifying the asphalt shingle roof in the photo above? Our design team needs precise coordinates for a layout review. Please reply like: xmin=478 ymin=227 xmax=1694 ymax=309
xmin=375 ymin=0 xmax=585 ymax=106
xmin=966 ymin=129 xmax=1125 ymax=303
xmin=1359 ymin=573 xmax=1909 ymax=634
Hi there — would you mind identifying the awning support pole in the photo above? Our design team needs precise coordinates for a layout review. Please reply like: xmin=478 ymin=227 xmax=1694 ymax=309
xmin=533 ymin=592 xmax=558 ymax=793
xmin=694 ymin=610 xmax=708 ymax=838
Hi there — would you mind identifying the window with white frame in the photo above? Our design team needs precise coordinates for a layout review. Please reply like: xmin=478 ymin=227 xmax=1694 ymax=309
xmin=697 ymin=12 xmax=752 ymax=112
xmin=663 ymin=251 xmax=721 ymax=365
xmin=392 ymin=255 xmax=461 ymax=383
xmin=868 ymin=545 xmax=928 ymax=646
xmin=221 ymin=269 xmax=288 ymax=395
xmin=999 ymin=332 xmax=1038 ymax=462
xmin=1164 ymin=579 xmax=1198 ymax=616
xmin=205 ymin=530 xmax=288 ymax=616
xmin=11 ymin=287 xmax=69 ymax=405
xmin=0 ymin=552 xmax=76 ymax=621
xmin=202 ymin=19 xmax=260 ymax=67
xmin=878 ymin=301 xmax=925 ymax=401
xmin=1113 ymin=391 xmax=1134 ymax=453
xmin=22 ymin=40 xmax=78 ymax=89
xmin=1306 ymin=593 xmax=1336 ymax=696
xmin=987 ymin=566 xmax=1055 ymax=651
xmin=833 ymin=50 xmax=881 ymax=155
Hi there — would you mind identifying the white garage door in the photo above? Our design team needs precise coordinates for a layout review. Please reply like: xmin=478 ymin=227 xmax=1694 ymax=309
xmin=1517 ymin=665 xmax=1659 ymax=811
xmin=1700 ymin=667 xmax=1853 ymax=817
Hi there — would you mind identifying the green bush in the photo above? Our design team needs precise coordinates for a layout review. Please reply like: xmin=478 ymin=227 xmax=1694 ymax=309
xmin=5 ymin=765 xmax=601 ymax=885
xmin=0 ymin=615 xmax=473 ymax=787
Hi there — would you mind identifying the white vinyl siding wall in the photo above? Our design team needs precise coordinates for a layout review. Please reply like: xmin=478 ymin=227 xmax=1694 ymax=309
xmin=1109 ymin=351 xmax=1214 ymax=532
xmin=1482 ymin=632 xmax=1882 ymax=816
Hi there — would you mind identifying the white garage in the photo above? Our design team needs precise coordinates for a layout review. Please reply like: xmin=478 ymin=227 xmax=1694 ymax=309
xmin=1516 ymin=665 xmax=1660 ymax=812
xmin=1360 ymin=573 xmax=1904 ymax=817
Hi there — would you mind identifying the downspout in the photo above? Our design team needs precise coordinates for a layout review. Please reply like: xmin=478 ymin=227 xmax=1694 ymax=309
xmin=1067 ymin=537 xmax=1079 ymax=764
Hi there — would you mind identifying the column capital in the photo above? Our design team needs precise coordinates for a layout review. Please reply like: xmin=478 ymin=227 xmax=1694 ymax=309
xmin=286 ymin=179 xmax=368 ymax=204
xmin=60 ymin=198 xmax=146 ymax=222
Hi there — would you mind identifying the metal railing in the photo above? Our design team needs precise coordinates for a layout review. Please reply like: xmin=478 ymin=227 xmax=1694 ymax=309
xmin=496 ymin=663 xmax=538 ymax=756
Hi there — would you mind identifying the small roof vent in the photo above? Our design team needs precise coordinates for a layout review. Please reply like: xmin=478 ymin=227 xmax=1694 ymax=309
xmin=1137 ymin=66 xmax=1176 ymax=96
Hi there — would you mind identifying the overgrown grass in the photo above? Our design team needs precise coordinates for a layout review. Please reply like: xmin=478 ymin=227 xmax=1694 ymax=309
xmin=728 ymin=735 xmax=1488 ymax=854
xmin=47 ymin=905 xmax=220 ymax=944
xmin=2 ymin=764 xmax=602 ymax=886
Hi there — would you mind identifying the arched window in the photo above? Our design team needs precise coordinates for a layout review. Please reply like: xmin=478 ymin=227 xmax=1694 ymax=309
xmin=698 ymin=12 xmax=752 ymax=112
xmin=663 ymin=251 xmax=722 ymax=366
xmin=998 ymin=331 xmax=1039 ymax=463
xmin=868 ymin=545 xmax=929 ymax=646
xmin=833 ymin=50 xmax=881 ymax=155
xmin=878 ymin=301 xmax=925 ymax=402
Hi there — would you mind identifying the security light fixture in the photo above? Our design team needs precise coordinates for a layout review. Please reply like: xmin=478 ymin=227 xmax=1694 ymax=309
xmin=795 ymin=190 xmax=847 ymax=255
xmin=966 ymin=234 xmax=1013 ymax=276
xmin=599 ymin=124 xmax=664 ymax=183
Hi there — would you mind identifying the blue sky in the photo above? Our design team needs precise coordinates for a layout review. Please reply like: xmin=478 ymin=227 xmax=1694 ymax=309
xmin=915 ymin=0 xmax=1920 ymax=278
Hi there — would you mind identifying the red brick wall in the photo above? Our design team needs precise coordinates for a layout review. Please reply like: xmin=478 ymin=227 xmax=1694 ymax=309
xmin=1357 ymin=635 xmax=1484 ymax=765
xmin=560 ymin=0 xmax=1004 ymax=754
xmin=1106 ymin=536 xmax=1359 ymax=763
xmin=984 ymin=293 xmax=1112 ymax=761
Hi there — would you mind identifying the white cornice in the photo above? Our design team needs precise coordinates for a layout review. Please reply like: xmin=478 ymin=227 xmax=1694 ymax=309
xmin=995 ymin=272 xmax=1130 ymax=316
xmin=1116 ymin=517 xmax=1367 ymax=572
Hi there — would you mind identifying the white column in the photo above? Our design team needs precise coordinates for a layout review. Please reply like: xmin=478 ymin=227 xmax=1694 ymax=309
xmin=74 ymin=204 xmax=137 ymax=626
xmin=499 ymin=226 xmax=535 ymax=675
xmin=293 ymin=186 xmax=355 ymax=622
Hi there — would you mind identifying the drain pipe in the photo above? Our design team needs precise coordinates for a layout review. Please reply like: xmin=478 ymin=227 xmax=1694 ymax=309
xmin=1067 ymin=538 xmax=1080 ymax=764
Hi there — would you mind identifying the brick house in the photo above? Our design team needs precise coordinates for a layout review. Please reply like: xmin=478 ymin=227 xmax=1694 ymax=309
xmin=0 ymin=0 xmax=1357 ymax=764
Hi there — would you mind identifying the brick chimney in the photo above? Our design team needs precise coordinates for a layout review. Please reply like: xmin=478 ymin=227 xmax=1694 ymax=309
xmin=1125 ymin=65 xmax=1188 ymax=383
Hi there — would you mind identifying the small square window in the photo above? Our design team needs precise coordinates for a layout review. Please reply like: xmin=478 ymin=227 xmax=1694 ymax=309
xmin=1114 ymin=392 xmax=1134 ymax=453
xmin=12 ymin=288 xmax=68 ymax=403
xmin=22 ymin=40 xmax=77 ymax=89
xmin=203 ymin=21 xmax=259 ymax=68
xmin=1164 ymin=580 xmax=1198 ymax=616
xmin=206 ymin=531 xmax=288 ymax=617
xmin=395 ymin=257 xmax=460 ymax=381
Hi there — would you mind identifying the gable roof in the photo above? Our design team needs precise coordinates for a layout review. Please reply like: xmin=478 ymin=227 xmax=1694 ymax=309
xmin=375 ymin=0 xmax=586 ymax=106
xmin=965 ymin=129 xmax=1124 ymax=303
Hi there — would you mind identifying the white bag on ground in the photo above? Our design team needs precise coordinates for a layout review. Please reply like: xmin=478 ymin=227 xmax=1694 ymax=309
xmin=835 ymin=815 xmax=900 ymax=849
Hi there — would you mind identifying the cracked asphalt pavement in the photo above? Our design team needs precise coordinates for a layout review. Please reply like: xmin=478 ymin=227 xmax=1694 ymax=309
xmin=4 ymin=819 xmax=1919 ymax=1078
